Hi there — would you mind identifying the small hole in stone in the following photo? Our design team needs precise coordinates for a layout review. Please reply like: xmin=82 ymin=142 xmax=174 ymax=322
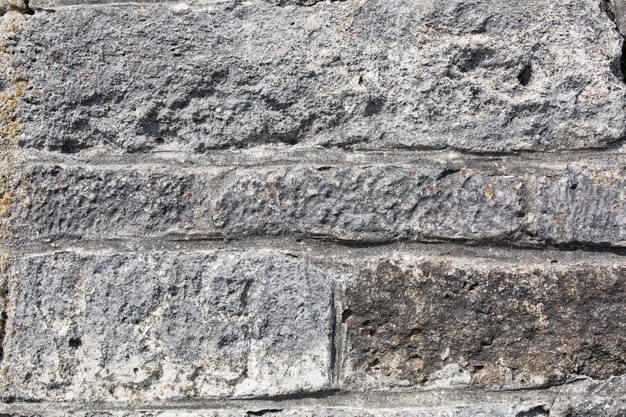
xmin=341 ymin=309 xmax=352 ymax=323
xmin=133 ymin=367 xmax=138 ymax=373
xmin=68 ymin=338 xmax=82 ymax=348
xmin=518 ymin=64 xmax=532 ymax=86
xmin=570 ymin=183 xmax=578 ymax=190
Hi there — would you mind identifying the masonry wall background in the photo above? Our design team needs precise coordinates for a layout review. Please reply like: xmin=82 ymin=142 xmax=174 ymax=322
xmin=1 ymin=0 xmax=626 ymax=416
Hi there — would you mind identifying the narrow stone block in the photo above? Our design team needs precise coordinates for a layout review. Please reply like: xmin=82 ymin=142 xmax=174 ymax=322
xmin=8 ymin=165 xmax=206 ymax=242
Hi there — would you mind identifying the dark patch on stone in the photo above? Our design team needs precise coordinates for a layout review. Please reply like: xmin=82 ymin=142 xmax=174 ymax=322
xmin=518 ymin=64 xmax=532 ymax=86
xmin=516 ymin=405 xmax=549 ymax=417
xmin=621 ymin=41 xmax=626 ymax=82
xmin=246 ymin=410 xmax=283 ymax=416
xmin=344 ymin=259 xmax=626 ymax=387
xmin=68 ymin=337 xmax=81 ymax=348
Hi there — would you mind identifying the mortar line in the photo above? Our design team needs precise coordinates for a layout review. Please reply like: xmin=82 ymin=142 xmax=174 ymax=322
xmin=4 ymin=236 xmax=626 ymax=262
xmin=13 ymin=148 xmax=626 ymax=174
xmin=0 ymin=385 xmax=564 ymax=412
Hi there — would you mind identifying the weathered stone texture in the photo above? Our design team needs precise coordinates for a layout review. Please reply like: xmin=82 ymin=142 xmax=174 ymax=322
xmin=8 ymin=165 xmax=209 ymax=242
xmin=342 ymin=257 xmax=626 ymax=389
xmin=10 ymin=0 xmax=626 ymax=154
xmin=2 ymin=251 xmax=333 ymax=400
xmin=213 ymin=165 xmax=626 ymax=247
xmin=13 ymin=164 xmax=626 ymax=248
xmin=2 ymin=0 xmax=626 ymax=412
xmin=551 ymin=376 xmax=626 ymax=417
xmin=213 ymin=166 xmax=526 ymax=243
xmin=608 ymin=0 xmax=626 ymax=36
xmin=533 ymin=167 xmax=626 ymax=246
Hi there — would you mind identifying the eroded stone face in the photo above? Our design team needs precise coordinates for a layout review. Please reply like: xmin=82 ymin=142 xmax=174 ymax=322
xmin=342 ymin=257 xmax=626 ymax=389
xmin=3 ymin=251 xmax=333 ymax=400
xmin=534 ymin=167 xmax=626 ymax=246
xmin=11 ymin=0 xmax=626 ymax=153
xmin=8 ymin=165 xmax=205 ymax=242
xmin=213 ymin=166 xmax=526 ymax=243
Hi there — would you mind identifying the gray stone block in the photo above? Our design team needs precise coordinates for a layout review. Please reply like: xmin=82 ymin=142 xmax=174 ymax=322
xmin=533 ymin=167 xmax=626 ymax=246
xmin=12 ymin=164 xmax=626 ymax=248
xmin=10 ymin=0 xmax=626 ymax=153
xmin=2 ymin=251 xmax=333 ymax=400
xmin=341 ymin=257 xmax=626 ymax=389
xmin=8 ymin=165 xmax=208 ymax=242
xmin=213 ymin=166 xmax=526 ymax=243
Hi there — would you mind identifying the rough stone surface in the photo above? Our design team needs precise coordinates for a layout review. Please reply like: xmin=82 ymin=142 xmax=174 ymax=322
xmin=8 ymin=165 xmax=209 ymax=242
xmin=2 ymin=0 xmax=626 ymax=413
xmin=213 ymin=166 xmax=526 ymax=243
xmin=2 ymin=251 xmax=333 ymax=400
xmin=608 ymin=0 xmax=626 ymax=36
xmin=12 ymin=164 xmax=626 ymax=248
xmin=342 ymin=257 xmax=626 ymax=389
xmin=10 ymin=0 xmax=626 ymax=154
xmin=534 ymin=167 xmax=626 ymax=246
xmin=0 ymin=0 xmax=28 ymax=15
xmin=551 ymin=376 xmax=626 ymax=416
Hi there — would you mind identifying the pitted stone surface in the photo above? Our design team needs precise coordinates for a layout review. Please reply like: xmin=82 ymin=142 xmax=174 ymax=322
xmin=12 ymin=164 xmax=626 ymax=247
xmin=342 ymin=257 xmax=626 ymax=389
xmin=2 ymin=0 xmax=626 ymax=412
xmin=213 ymin=166 xmax=526 ymax=243
xmin=2 ymin=251 xmax=333 ymax=400
xmin=533 ymin=167 xmax=626 ymax=246
xmin=8 ymin=165 xmax=208 ymax=242
xmin=10 ymin=0 xmax=626 ymax=153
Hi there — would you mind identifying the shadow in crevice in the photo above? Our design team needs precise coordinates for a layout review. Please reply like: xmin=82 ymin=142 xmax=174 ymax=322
xmin=621 ymin=41 xmax=626 ymax=82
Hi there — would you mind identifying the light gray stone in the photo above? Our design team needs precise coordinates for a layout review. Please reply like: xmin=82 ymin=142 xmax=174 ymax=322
xmin=213 ymin=166 xmax=526 ymax=243
xmin=10 ymin=0 xmax=626 ymax=153
xmin=2 ymin=251 xmax=333 ymax=401
xmin=550 ymin=376 xmax=626 ymax=416
xmin=341 ymin=256 xmax=626 ymax=390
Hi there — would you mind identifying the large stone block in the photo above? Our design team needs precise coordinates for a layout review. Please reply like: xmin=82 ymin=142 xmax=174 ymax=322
xmin=341 ymin=256 xmax=626 ymax=389
xmin=213 ymin=166 xmax=526 ymax=243
xmin=2 ymin=251 xmax=333 ymax=400
xmin=10 ymin=0 xmax=625 ymax=153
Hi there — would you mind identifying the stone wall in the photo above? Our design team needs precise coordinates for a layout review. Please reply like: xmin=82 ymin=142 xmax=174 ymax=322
xmin=1 ymin=0 xmax=626 ymax=415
